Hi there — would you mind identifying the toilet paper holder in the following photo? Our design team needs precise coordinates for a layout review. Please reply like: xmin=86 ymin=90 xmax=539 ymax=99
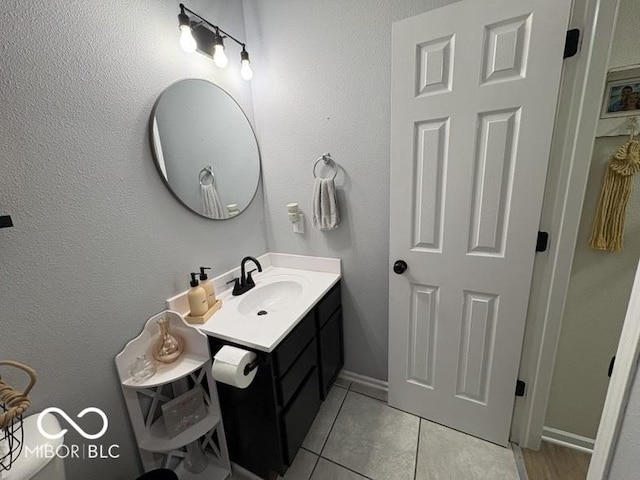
xmin=243 ymin=356 xmax=264 ymax=376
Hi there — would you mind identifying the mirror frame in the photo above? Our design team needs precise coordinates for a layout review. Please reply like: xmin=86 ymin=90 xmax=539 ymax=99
xmin=148 ymin=78 xmax=262 ymax=220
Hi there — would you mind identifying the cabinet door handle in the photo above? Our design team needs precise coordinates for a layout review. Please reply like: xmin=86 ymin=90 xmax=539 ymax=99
xmin=393 ymin=260 xmax=408 ymax=274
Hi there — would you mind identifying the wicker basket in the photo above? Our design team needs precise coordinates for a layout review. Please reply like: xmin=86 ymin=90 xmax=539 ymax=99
xmin=0 ymin=361 xmax=36 ymax=472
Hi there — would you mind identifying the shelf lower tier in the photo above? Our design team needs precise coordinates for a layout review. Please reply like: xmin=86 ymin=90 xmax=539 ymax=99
xmin=139 ymin=406 xmax=220 ymax=452
xmin=173 ymin=453 xmax=230 ymax=480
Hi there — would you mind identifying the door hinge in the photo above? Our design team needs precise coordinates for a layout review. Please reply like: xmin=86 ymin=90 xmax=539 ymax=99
xmin=564 ymin=29 xmax=580 ymax=59
xmin=515 ymin=380 xmax=526 ymax=397
xmin=536 ymin=231 xmax=549 ymax=252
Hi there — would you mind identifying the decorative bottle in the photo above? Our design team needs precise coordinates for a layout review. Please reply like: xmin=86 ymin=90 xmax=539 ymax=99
xmin=152 ymin=317 xmax=184 ymax=364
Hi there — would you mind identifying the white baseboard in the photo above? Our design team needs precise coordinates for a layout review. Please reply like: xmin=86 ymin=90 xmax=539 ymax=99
xmin=542 ymin=426 xmax=595 ymax=454
xmin=337 ymin=369 xmax=388 ymax=391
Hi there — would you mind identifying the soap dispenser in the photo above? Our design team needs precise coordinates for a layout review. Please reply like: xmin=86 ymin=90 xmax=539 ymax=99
xmin=187 ymin=273 xmax=208 ymax=317
xmin=199 ymin=267 xmax=217 ymax=308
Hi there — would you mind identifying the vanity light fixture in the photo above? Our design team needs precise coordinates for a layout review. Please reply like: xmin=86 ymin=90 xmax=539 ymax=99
xmin=240 ymin=47 xmax=253 ymax=80
xmin=178 ymin=5 xmax=197 ymax=53
xmin=178 ymin=4 xmax=253 ymax=80
xmin=212 ymin=28 xmax=228 ymax=68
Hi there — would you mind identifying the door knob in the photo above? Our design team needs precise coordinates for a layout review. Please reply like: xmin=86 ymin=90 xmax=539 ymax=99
xmin=393 ymin=260 xmax=408 ymax=274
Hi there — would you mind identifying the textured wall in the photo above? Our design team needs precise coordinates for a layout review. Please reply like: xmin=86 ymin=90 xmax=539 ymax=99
xmin=608 ymin=0 xmax=640 ymax=69
xmin=0 ymin=1 xmax=266 ymax=479
xmin=544 ymin=0 xmax=640 ymax=439
xmin=243 ymin=0 xmax=457 ymax=381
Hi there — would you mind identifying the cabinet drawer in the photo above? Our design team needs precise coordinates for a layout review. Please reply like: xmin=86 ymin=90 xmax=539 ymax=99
xmin=275 ymin=311 xmax=315 ymax=377
xmin=320 ymin=308 xmax=344 ymax=396
xmin=278 ymin=340 xmax=317 ymax=407
xmin=317 ymin=283 xmax=341 ymax=329
xmin=281 ymin=366 xmax=321 ymax=465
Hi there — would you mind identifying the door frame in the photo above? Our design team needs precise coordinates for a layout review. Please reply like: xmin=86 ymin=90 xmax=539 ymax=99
xmin=511 ymin=0 xmax=621 ymax=465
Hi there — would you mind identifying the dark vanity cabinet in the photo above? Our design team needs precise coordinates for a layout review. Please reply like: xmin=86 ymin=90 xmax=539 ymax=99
xmin=208 ymin=281 xmax=343 ymax=479
xmin=315 ymin=282 xmax=343 ymax=399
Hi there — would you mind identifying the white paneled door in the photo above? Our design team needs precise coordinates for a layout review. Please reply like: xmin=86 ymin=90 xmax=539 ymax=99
xmin=388 ymin=0 xmax=572 ymax=446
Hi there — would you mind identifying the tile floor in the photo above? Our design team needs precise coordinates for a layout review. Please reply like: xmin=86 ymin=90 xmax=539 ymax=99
xmin=270 ymin=380 xmax=521 ymax=480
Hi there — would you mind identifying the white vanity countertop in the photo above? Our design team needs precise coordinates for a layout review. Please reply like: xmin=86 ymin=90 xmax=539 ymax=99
xmin=166 ymin=253 xmax=341 ymax=352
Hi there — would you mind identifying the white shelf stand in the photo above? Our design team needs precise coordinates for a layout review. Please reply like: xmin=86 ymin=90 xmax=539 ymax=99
xmin=115 ymin=310 xmax=230 ymax=479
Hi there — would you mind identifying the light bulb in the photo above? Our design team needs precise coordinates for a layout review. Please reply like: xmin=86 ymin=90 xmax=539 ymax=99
xmin=241 ymin=59 xmax=253 ymax=80
xmin=213 ymin=44 xmax=228 ymax=68
xmin=179 ymin=25 xmax=197 ymax=53
xmin=240 ymin=48 xmax=253 ymax=80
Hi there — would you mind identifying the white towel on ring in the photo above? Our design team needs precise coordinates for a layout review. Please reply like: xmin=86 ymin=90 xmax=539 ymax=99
xmin=201 ymin=183 xmax=226 ymax=219
xmin=312 ymin=177 xmax=340 ymax=230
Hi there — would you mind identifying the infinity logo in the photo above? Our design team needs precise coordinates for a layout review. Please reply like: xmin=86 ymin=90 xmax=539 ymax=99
xmin=38 ymin=407 xmax=109 ymax=440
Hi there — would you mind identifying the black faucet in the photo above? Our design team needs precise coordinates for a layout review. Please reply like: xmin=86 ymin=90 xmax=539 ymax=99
xmin=227 ymin=256 xmax=263 ymax=296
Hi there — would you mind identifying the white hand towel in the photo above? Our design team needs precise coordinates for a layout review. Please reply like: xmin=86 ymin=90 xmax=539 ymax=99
xmin=312 ymin=177 xmax=340 ymax=230
xmin=201 ymin=183 xmax=226 ymax=219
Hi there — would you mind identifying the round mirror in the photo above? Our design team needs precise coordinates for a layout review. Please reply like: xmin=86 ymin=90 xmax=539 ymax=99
xmin=150 ymin=79 xmax=260 ymax=219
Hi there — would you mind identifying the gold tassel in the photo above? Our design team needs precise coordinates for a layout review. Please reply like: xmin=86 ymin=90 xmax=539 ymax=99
xmin=588 ymin=141 xmax=640 ymax=251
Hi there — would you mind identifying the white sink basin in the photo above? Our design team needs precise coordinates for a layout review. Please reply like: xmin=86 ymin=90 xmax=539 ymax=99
xmin=237 ymin=277 xmax=306 ymax=316
xmin=185 ymin=258 xmax=342 ymax=352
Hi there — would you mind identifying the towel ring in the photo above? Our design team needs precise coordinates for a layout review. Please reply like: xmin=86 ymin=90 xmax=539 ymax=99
xmin=199 ymin=165 xmax=215 ymax=186
xmin=313 ymin=154 xmax=338 ymax=180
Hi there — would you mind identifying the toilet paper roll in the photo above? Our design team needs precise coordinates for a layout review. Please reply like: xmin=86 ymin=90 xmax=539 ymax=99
xmin=212 ymin=346 xmax=257 ymax=389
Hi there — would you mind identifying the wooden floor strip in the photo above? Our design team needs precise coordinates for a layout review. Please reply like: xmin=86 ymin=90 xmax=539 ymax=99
xmin=521 ymin=440 xmax=591 ymax=480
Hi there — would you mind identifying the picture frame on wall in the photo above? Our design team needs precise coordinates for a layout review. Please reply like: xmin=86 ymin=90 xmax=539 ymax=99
xmin=597 ymin=65 xmax=640 ymax=137
xmin=601 ymin=78 xmax=640 ymax=118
